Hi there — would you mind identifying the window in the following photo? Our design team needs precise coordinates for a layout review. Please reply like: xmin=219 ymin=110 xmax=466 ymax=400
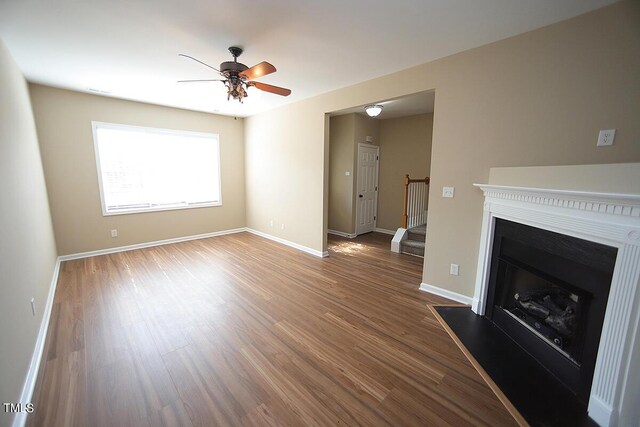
xmin=92 ymin=122 xmax=221 ymax=215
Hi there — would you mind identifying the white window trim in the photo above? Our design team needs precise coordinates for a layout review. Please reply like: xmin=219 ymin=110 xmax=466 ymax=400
xmin=92 ymin=121 xmax=222 ymax=216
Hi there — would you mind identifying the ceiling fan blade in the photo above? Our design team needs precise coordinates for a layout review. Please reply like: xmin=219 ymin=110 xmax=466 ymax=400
xmin=251 ymin=81 xmax=291 ymax=97
xmin=239 ymin=61 xmax=277 ymax=80
xmin=178 ymin=54 xmax=220 ymax=73
xmin=177 ymin=79 xmax=224 ymax=83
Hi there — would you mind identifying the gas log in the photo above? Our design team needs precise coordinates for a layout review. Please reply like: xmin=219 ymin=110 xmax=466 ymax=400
xmin=515 ymin=288 xmax=577 ymax=337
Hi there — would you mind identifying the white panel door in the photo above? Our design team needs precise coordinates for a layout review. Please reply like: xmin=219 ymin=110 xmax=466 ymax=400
xmin=355 ymin=144 xmax=379 ymax=235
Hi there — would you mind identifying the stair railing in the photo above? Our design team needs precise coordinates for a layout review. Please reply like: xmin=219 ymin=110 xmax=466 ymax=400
xmin=401 ymin=174 xmax=430 ymax=229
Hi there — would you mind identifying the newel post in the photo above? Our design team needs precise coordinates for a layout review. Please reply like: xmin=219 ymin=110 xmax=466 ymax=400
xmin=401 ymin=174 xmax=409 ymax=228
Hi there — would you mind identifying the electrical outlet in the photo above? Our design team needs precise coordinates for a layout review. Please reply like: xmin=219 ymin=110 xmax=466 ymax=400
xmin=30 ymin=298 xmax=36 ymax=316
xmin=597 ymin=129 xmax=616 ymax=146
xmin=281 ymin=224 xmax=285 ymax=230
xmin=269 ymin=219 xmax=273 ymax=227
xmin=450 ymin=263 xmax=459 ymax=276
xmin=111 ymin=229 xmax=118 ymax=238
xmin=442 ymin=187 xmax=455 ymax=198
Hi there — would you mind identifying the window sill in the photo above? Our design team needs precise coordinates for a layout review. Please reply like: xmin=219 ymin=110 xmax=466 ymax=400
xmin=102 ymin=201 xmax=222 ymax=216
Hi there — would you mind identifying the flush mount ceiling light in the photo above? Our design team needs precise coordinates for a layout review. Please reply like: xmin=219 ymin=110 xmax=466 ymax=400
xmin=365 ymin=104 xmax=383 ymax=117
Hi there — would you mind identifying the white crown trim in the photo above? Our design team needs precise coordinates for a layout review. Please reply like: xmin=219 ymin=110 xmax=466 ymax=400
xmin=474 ymin=184 xmax=640 ymax=217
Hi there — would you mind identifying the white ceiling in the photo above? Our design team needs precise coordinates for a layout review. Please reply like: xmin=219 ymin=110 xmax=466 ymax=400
xmin=0 ymin=0 xmax=617 ymax=118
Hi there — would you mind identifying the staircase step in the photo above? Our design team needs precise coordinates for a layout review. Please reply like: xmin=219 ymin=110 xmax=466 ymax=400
xmin=408 ymin=225 xmax=426 ymax=235
xmin=401 ymin=238 xmax=425 ymax=257
xmin=407 ymin=225 xmax=426 ymax=241
xmin=401 ymin=239 xmax=425 ymax=249
xmin=401 ymin=245 xmax=424 ymax=257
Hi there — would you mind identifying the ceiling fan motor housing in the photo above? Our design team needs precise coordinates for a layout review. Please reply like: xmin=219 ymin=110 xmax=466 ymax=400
xmin=220 ymin=46 xmax=248 ymax=77
xmin=219 ymin=61 xmax=249 ymax=76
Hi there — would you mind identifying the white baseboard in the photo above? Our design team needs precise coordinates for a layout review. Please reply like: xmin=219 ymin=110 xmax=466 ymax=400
xmin=471 ymin=297 xmax=481 ymax=314
xmin=419 ymin=282 xmax=473 ymax=305
xmin=59 ymin=226 xmax=328 ymax=262
xmin=58 ymin=228 xmax=247 ymax=261
xmin=588 ymin=395 xmax=613 ymax=427
xmin=12 ymin=258 xmax=62 ymax=427
xmin=247 ymin=228 xmax=327 ymax=258
xmin=374 ymin=227 xmax=396 ymax=235
xmin=327 ymin=229 xmax=357 ymax=238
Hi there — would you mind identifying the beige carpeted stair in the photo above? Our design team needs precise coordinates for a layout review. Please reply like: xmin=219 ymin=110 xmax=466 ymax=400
xmin=401 ymin=224 xmax=426 ymax=257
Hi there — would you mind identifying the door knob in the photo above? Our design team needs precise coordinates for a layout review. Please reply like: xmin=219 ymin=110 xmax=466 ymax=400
xmin=359 ymin=195 xmax=363 ymax=198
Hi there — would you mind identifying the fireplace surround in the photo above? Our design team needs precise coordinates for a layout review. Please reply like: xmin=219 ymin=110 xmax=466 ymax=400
xmin=473 ymin=183 xmax=640 ymax=426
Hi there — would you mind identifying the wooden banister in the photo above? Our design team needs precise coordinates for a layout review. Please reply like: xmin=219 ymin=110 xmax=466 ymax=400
xmin=401 ymin=174 xmax=430 ymax=229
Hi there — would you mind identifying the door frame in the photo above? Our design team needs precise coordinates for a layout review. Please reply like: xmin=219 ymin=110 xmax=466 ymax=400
xmin=355 ymin=143 xmax=380 ymax=236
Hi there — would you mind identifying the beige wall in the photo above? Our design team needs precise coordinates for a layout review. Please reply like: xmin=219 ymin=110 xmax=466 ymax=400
xmin=489 ymin=163 xmax=640 ymax=193
xmin=245 ymin=1 xmax=640 ymax=297
xmin=0 ymin=40 xmax=58 ymax=427
xmin=328 ymin=114 xmax=355 ymax=233
xmin=353 ymin=114 xmax=380 ymax=145
xmin=377 ymin=113 xmax=433 ymax=231
xmin=245 ymin=99 xmax=326 ymax=250
xmin=29 ymin=85 xmax=246 ymax=255
xmin=422 ymin=0 xmax=639 ymax=297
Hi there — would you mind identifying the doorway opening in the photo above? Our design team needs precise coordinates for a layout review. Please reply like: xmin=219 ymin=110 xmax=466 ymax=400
xmin=325 ymin=90 xmax=435 ymax=264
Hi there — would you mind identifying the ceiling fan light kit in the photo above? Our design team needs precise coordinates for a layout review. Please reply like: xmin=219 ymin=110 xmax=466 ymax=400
xmin=178 ymin=46 xmax=291 ymax=103
xmin=365 ymin=104 xmax=383 ymax=117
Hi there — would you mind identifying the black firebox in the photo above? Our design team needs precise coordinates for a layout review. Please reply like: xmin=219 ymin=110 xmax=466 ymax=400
xmin=485 ymin=219 xmax=616 ymax=404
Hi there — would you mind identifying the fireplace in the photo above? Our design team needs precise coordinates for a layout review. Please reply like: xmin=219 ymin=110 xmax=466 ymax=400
xmin=472 ymin=183 xmax=640 ymax=426
xmin=486 ymin=218 xmax=616 ymax=403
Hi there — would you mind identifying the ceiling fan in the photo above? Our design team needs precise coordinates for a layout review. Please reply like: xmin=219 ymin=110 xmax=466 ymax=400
xmin=178 ymin=46 xmax=291 ymax=103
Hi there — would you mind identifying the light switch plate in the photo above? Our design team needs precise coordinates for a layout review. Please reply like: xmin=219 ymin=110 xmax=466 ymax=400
xmin=442 ymin=187 xmax=455 ymax=198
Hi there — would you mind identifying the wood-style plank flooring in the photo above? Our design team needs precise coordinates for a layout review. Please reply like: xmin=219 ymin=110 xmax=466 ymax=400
xmin=28 ymin=232 xmax=517 ymax=426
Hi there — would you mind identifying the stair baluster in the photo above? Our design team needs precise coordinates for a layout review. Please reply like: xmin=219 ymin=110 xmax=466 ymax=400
xmin=402 ymin=174 xmax=430 ymax=229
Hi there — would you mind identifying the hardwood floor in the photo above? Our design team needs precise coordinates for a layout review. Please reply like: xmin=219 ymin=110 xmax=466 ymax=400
xmin=28 ymin=231 xmax=517 ymax=426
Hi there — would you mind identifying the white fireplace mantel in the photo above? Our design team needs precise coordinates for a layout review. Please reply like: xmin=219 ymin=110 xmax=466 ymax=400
xmin=472 ymin=183 xmax=640 ymax=427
